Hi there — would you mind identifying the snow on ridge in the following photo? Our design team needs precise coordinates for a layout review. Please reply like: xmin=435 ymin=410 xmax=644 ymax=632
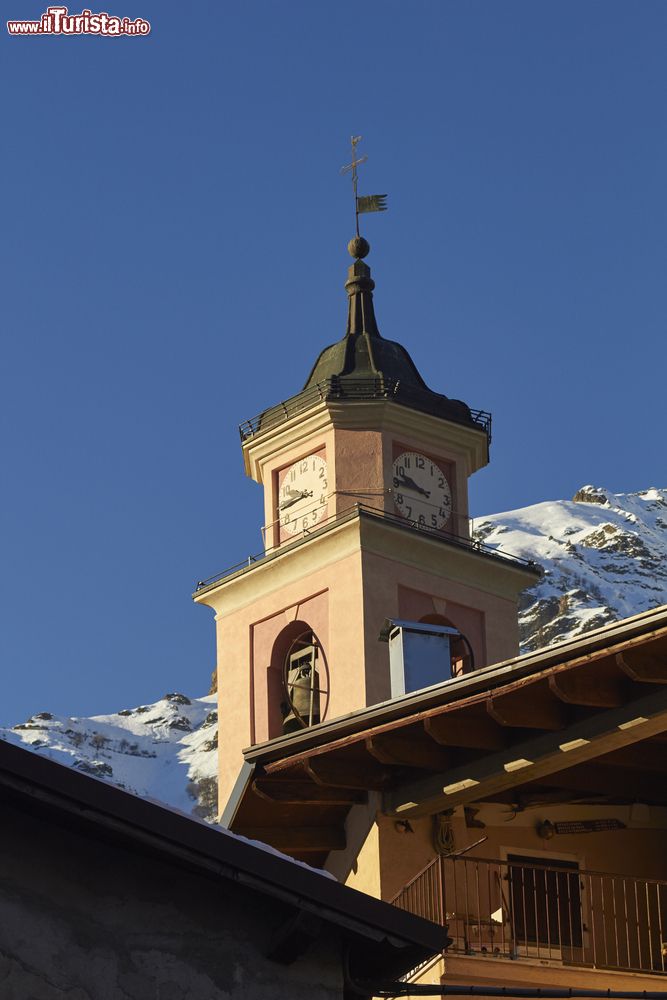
xmin=476 ymin=485 xmax=667 ymax=652
xmin=0 ymin=691 xmax=219 ymax=822
xmin=2 ymin=483 xmax=665 ymax=829
xmin=0 ymin=692 xmax=337 ymax=878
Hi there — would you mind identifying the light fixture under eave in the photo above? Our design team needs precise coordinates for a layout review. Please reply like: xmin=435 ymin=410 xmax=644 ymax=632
xmin=537 ymin=819 xmax=556 ymax=840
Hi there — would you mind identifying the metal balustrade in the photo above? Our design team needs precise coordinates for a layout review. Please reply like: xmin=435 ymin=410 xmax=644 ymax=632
xmin=391 ymin=854 xmax=667 ymax=976
xmin=193 ymin=502 xmax=537 ymax=594
xmin=238 ymin=377 xmax=493 ymax=442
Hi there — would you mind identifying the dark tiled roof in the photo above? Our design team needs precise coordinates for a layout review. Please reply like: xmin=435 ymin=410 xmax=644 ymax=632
xmin=0 ymin=736 xmax=445 ymax=977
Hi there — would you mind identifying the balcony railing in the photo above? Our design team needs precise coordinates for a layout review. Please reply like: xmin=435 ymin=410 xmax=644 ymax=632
xmin=193 ymin=502 xmax=538 ymax=594
xmin=391 ymin=854 xmax=667 ymax=977
xmin=238 ymin=377 xmax=493 ymax=443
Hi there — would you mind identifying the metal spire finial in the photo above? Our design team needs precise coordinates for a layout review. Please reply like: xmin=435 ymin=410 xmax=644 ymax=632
xmin=340 ymin=135 xmax=368 ymax=238
xmin=340 ymin=136 xmax=386 ymax=259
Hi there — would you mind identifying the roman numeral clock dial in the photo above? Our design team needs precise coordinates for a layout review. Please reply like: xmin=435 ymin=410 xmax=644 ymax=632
xmin=279 ymin=455 xmax=329 ymax=537
xmin=392 ymin=451 xmax=452 ymax=530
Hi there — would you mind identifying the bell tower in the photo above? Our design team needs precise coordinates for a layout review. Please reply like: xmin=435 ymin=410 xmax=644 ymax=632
xmin=194 ymin=236 xmax=539 ymax=815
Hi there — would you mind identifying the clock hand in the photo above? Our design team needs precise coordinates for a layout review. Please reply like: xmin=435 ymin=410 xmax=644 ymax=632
xmin=279 ymin=489 xmax=314 ymax=511
xmin=396 ymin=475 xmax=431 ymax=498
xmin=280 ymin=497 xmax=301 ymax=511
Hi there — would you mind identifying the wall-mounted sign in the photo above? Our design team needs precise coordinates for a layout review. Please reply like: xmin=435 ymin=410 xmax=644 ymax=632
xmin=554 ymin=818 xmax=626 ymax=835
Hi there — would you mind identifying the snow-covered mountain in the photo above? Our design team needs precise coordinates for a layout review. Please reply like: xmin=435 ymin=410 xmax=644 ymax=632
xmin=0 ymin=692 xmax=219 ymax=821
xmin=475 ymin=485 xmax=667 ymax=652
xmin=2 ymin=484 xmax=665 ymax=821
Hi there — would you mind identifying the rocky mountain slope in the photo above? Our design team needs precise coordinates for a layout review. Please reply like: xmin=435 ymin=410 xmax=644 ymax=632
xmin=2 ymin=484 xmax=665 ymax=821
xmin=0 ymin=692 xmax=220 ymax=821
xmin=475 ymin=485 xmax=667 ymax=652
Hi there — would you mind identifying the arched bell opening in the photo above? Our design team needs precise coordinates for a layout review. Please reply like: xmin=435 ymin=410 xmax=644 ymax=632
xmin=419 ymin=613 xmax=475 ymax=677
xmin=281 ymin=629 xmax=330 ymax=734
xmin=267 ymin=621 xmax=330 ymax=738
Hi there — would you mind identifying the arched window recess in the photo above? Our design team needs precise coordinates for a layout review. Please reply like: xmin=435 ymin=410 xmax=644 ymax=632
xmin=281 ymin=629 xmax=330 ymax=735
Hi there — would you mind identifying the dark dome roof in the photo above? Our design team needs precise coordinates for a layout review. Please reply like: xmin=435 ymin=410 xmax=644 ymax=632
xmin=302 ymin=257 xmax=476 ymax=428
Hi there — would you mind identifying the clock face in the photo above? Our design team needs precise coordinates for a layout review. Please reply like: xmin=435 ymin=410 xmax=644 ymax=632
xmin=392 ymin=451 xmax=452 ymax=530
xmin=279 ymin=455 xmax=329 ymax=537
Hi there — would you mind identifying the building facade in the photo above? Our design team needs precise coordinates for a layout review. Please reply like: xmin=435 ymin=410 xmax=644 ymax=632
xmin=195 ymin=235 xmax=667 ymax=995
xmin=0 ymin=739 xmax=444 ymax=1000
xmin=195 ymin=238 xmax=538 ymax=811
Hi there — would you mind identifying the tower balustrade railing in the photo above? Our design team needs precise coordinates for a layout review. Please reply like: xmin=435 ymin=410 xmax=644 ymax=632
xmin=193 ymin=502 xmax=538 ymax=594
xmin=238 ymin=377 xmax=492 ymax=443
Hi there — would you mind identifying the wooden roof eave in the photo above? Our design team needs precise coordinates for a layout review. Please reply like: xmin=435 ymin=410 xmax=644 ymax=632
xmin=243 ymin=606 xmax=667 ymax=769
xmin=384 ymin=682 xmax=667 ymax=817
xmin=228 ymin=609 xmax=667 ymax=859
xmin=253 ymin=638 xmax=667 ymax=778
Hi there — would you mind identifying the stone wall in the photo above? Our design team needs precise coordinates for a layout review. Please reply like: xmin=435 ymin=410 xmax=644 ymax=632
xmin=0 ymin=798 xmax=344 ymax=1000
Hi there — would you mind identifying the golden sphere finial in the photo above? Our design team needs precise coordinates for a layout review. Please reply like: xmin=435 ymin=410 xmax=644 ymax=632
xmin=347 ymin=236 xmax=370 ymax=260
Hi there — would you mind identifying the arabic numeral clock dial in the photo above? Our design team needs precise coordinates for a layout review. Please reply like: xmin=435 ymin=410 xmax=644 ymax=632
xmin=279 ymin=455 xmax=328 ymax=537
xmin=392 ymin=451 xmax=452 ymax=530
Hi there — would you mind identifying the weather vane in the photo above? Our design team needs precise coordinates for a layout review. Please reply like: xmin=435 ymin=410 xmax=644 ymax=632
xmin=340 ymin=135 xmax=387 ymax=237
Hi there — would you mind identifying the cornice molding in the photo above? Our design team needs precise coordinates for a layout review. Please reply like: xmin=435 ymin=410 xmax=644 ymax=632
xmin=194 ymin=517 xmax=362 ymax=617
xmin=358 ymin=515 xmax=538 ymax=598
xmin=195 ymin=506 xmax=537 ymax=618
xmin=242 ymin=399 xmax=488 ymax=482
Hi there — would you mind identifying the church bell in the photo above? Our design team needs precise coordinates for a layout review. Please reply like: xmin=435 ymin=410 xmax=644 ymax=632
xmin=282 ymin=643 xmax=321 ymax=734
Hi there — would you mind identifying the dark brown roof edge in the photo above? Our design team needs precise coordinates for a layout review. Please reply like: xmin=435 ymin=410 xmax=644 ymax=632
xmin=0 ymin=738 xmax=445 ymax=962
xmin=244 ymin=603 xmax=667 ymax=765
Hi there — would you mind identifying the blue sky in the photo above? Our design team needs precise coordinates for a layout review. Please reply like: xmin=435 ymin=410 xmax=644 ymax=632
xmin=2 ymin=1 xmax=665 ymax=725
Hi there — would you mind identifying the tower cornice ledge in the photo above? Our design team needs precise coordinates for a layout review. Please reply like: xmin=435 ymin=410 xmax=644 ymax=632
xmin=358 ymin=511 xmax=540 ymax=599
xmin=193 ymin=505 xmax=539 ymax=613
xmin=242 ymin=397 xmax=489 ymax=484
xmin=193 ymin=514 xmax=363 ymax=615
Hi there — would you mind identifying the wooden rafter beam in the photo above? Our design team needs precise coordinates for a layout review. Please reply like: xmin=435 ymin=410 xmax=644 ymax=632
xmin=384 ymin=686 xmax=667 ymax=818
xmin=252 ymin=778 xmax=367 ymax=805
xmin=616 ymin=650 xmax=667 ymax=684
xmin=486 ymin=681 xmax=567 ymax=730
xmin=305 ymin=755 xmax=389 ymax=790
xmin=424 ymin=713 xmax=506 ymax=751
xmin=548 ymin=668 xmax=623 ymax=708
xmin=531 ymin=764 xmax=667 ymax=806
xmin=596 ymin=742 xmax=667 ymax=774
xmin=365 ymin=733 xmax=451 ymax=771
